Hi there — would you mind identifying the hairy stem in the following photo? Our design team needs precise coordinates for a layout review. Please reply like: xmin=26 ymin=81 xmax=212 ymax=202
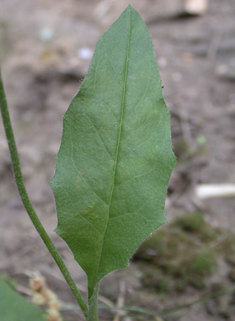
xmin=0 ymin=67 xmax=88 ymax=319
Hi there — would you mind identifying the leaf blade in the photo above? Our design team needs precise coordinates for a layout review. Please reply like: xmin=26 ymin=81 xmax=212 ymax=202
xmin=50 ymin=5 xmax=175 ymax=297
xmin=0 ymin=282 xmax=45 ymax=321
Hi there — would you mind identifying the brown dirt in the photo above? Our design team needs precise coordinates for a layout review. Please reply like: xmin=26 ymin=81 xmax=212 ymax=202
xmin=0 ymin=0 xmax=235 ymax=320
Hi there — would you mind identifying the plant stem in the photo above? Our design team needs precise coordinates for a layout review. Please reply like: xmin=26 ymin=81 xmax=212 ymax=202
xmin=88 ymin=286 xmax=99 ymax=321
xmin=0 ymin=67 xmax=88 ymax=319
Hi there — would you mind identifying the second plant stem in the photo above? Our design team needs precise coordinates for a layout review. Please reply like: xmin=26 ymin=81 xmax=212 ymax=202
xmin=0 ymin=68 xmax=90 ymax=319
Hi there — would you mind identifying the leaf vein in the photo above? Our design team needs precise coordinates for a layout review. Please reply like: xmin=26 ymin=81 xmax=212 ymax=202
xmin=69 ymin=134 xmax=109 ymax=206
xmin=81 ymin=112 xmax=114 ymax=162
xmin=93 ymin=9 xmax=133 ymax=288
xmin=61 ymin=187 xmax=103 ymax=237
xmin=116 ymin=168 xmax=157 ymax=187
xmin=80 ymin=176 xmax=109 ymax=206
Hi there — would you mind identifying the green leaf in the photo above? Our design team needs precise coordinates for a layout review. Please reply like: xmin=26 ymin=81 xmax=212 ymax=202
xmin=0 ymin=281 xmax=45 ymax=321
xmin=50 ymin=5 xmax=175 ymax=299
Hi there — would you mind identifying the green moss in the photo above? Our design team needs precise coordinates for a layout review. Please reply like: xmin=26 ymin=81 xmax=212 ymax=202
xmin=175 ymin=212 xmax=205 ymax=233
xmin=173 ymin=140 xmax=189 ymax=160
xmin=216 ymin=232 xmax=235 ymax=266
xmin=174 ymin=212 xmax=219 ymax=243
xmin=135 ymin=214 xmax=219 ymax=293
xmin=199 ymin=226 xmax=220 ymax=243
xmin=139 ymin=265 xmax=174 ymax=294
xmin=155 ymin=278 xmax=173 ymax=293
xmin=134 ymin=213 xmax=235 ymax=294
xmin=181 ymin=250 xmax=216 ymax=288
xmin=189 ymin=251 xmax=214 ymax=276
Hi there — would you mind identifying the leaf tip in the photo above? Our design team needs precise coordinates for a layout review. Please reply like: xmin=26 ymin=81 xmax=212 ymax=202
xmin=125 ymin=4 xmax=136 ymax=13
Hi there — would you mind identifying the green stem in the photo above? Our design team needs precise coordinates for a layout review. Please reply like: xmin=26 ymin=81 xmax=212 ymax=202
xmin=88 ymin=286 xmax=99 ymax=321
xmin=0 ymin=67 xmax=88 ymax=319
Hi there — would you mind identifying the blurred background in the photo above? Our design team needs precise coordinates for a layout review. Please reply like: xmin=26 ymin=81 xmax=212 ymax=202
xmin=0 ymin=0 xmax=235 ymax=320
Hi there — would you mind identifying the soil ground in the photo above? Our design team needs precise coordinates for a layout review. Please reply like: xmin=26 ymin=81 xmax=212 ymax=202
xmin=0 ymin=0 xmax=235 ymax=320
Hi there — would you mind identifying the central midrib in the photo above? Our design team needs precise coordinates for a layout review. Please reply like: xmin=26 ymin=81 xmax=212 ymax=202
xmin=91 ymin=9 xmax=133 ymax=296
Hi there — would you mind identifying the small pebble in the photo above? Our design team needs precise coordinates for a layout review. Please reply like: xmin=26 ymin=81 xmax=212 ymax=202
xmin=39 ymin=27 xmax=55 ymax=42
xmin=77 ymin=47 xmax=93 ymax=60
